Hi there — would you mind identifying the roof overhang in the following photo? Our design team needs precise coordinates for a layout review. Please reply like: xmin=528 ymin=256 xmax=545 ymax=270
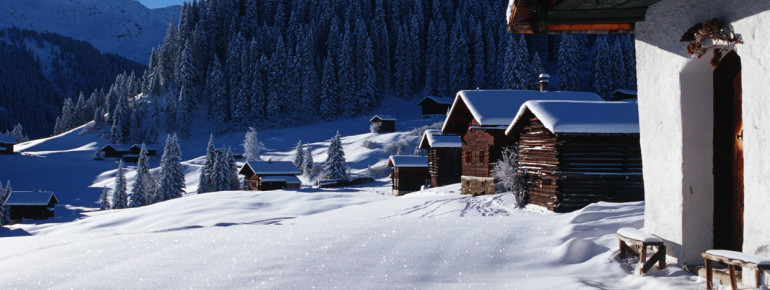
xmin=507 ymin=0 xmax=662 ymax=34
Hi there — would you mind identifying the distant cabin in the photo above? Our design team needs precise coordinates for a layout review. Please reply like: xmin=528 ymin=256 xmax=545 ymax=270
xmin=5 ymin=191 xmax=59 ymax=220
xmin=608 ymin=89 xmax=638 ymax=101
xmin=0 ymin=134 xmax=17 ymax=154
xmin=387 ymin=155 xmax=429 ymax=196
xmin=505 ymin=100 xmax=643 ymax=212
xmin=370 ymin=115 xmax=396 ymax=133
xmin=442 ymin=90 xmax=602 ymax=196
xmin=239 ymin=160 xmax=302 ymax=191
xmin=99 ymin=144 xmax=132 ymax=158
xmin=100 ymin=144 xmax=157 ymax=162
xmin=417 ymin=96 xmax=454 ymax=119
xmin=418 ymin=130 xmax=462 ymax=187
xmin=128 ymin=144 xmax=158 ymax=157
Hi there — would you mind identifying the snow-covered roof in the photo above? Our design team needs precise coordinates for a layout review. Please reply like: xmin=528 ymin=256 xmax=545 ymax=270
xmin=259 ymin=175 xmax=302 ymax=184
xmin=442 ymin=90 xmax=602 ymax=133
xmin=611 ymin=89 xmax=637 ymax=96
xmin=129 ymin=144 xmax=157 ymax=151
xmin=370 ymin=115 xmax=396 ymax=122
xmin=241 ymin=161 xmax=301 ymax=175
xmin=387 ymin=156 xmax=429 ymax=168
xmin=506 ymin=101 xmax=640 ymax=135
xmin=418 ymin=130 xmax=462 ymax=149
xmin=100 ymin=144 xmax=132 ymax=152
xmin=5 ymin=191 xmax=59 ymax=206
xmin=417 ymin=96 xmax=455 ymax=106
xmin=0 ymin=134 xmax=16 ymax=144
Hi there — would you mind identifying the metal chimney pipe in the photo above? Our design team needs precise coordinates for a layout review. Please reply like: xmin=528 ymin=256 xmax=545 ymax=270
xmin=539 ymin=74 xmax=550 ymax=92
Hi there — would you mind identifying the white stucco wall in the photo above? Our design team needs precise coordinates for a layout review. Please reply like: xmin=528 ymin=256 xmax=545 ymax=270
xmin=636 ymin=0 xmax=770 ymax=271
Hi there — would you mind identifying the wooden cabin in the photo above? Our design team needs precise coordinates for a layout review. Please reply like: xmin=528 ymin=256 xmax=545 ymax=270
xmin=4 ymin=191 xmax=59 ymax=220
xmin=417 ymin=96 xmax=454 ymax=119
xmin=387 ymin=155 xmax=430 ymax=196
xmin=442 ymin=90 xmax=602 ymax=196
xmin=128 ymin=144 xmax=157 ymax=157
xmin=99 ymin=144 xmax=132 ymax=158
xmin=506 ymin=0 xmax=660 ymax=34
xmin=239 ymin=160 xmax=301 ymax=191
xmin=418 ymin=130 xmax=461 ymax=187
xmin=0 ymin=134 xmax=16 ymax=154
xmin=370 ymin=115 xmax=396 ymax=133
xmin=505 ymin=100 xmax=643 ymax=212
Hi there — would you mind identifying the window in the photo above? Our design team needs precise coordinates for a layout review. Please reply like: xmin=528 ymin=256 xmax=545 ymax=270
xmin=465 ymin=151 xmax=471 ymax=164
xmin=479 ymin=150 xmax=485 ymax=164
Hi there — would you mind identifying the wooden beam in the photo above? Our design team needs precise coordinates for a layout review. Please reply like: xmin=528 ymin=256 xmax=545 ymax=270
xmin=547 ymin=8 xmax=648 ymax=24
xmin=611 ymin=0 xmax=663 ymax=9
xmin=551 ymin=0 xmax=589 ymax=10
xmin=546 ymin=23 xmax=634 ymax=32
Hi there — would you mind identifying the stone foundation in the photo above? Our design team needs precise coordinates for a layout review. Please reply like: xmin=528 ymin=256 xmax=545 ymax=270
xmin=461 ymin=176 xmax=495 ymax=196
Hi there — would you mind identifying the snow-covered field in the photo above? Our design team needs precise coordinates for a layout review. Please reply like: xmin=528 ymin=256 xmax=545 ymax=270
xmin=0 ymin=99 xmax=707 ymax=288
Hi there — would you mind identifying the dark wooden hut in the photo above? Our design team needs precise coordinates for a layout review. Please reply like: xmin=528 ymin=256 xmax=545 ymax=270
xmin=4 ymin=191 xmax=59 ymax=220
xmin=442 ymin=90 xmax=602 ymax=196
xmin=0 ymin=134 xmax=16 ymax=154
xmin=608 ymin=89 xmax=638 ymax=101
xmin=505 ymin=100 xmax=643 ymax=212
xmin=99 ymin=144 xmax=132 ymax=158
xmin=239 ymin=160 xmax=302 ymax=191
xmin=370 ymin=115 xmax=396 ymax=133
xmin=418 ymin=130 xmax=462 ymax=187
xmin=387 ymin=156 xmax=430 ymax=196
xmin=417 ymin=96 xmax=454 ymax=119
xmin=128 ymin=144 xmax=158 ymax=156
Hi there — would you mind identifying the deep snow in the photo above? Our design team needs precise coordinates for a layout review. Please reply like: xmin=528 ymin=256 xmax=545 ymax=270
xmin=0 ymin=96 xmax=709 ymax=288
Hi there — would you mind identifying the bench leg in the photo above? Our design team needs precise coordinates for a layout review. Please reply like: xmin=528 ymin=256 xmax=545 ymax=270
xmin=728 ymin=264 xmax=737 ymax=290
xmin=706 ymin=258 xmax=713 ymax=290
xmin=658 ymin=245 xmax=666 ymax=270
xmin=756 ymin=269 xmax=762 ymax=289
xmin=642 ymin=248 xmax=666 ymax=274
xmin=639 ymin=245 xmax=647 ymax=275
xmin=619 ymin=240 xmax=625 ymax=258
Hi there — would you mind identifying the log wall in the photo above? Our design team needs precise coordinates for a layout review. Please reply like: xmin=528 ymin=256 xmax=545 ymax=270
xmin=392 ymin=167 xmax=430 ymax=196
xmin=429 ymin=147 xmax=462 ymax=187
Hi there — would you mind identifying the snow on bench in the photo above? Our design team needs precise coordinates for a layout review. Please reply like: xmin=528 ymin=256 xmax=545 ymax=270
xmin=616 ymin=227 xmax=666 ymax=275
xmin=702 ymin=249 xmax=770 ymax=290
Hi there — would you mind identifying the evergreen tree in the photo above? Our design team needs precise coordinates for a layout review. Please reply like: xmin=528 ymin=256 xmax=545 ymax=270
xmin=198 ymin=134 xmax=216 ymax=194
xmin=129 ymin=144 xmax=152 ymax=207
xmin=111 ymin=160 xmax=128 ymax=209
xmin=293 ymin=140 xmax=305 ymax=174
xmin=529 ymin=52 xmax=545 ymax=90
xmin=608 ymin=37 xmax=628 ymax=91
xmin=0 ymin=182 xmax=7 ymax=225
xmin=226 ymin=147 xmax=240 ymax=190
xmin=558 ymin=34 xmax=582 ymax=91
xmin=323 ymin=130 xmax=349 ymax=181
xmin=621 ymin=34 xmax=637 ymax=90
xmin=155 ymin=134 xmax=185 ymax=202
xmin=129 ymin=108 xmax=141 ymax=144
xmin=511 ymin=35 xmax=530 ymax=90
xmin=99 ymin=186 xmax=111 ymax=211
xmin=303 ymin=145 xmax=314 ymax=176
xmin=111 ymin=94 xmax=130 ymax=144
xmin=176 ymin=84 xmax=193 ymax=139
xmin=371 ymin=0 xmax=391 ymax=96
xmin=242 ymin=127 xmax=263 ymax=161
xmin=338 ymin=21 xmax=356 ymax=116
xmin=11 ymin=123 xmax=27 ymax=142
xmin=394 ymin=21 xmax=413 ymax=99
xmin=210 ymin=149 xmax=229 ymax=192
xmin=593 ymin=36 xmax=613 ymax=99
xmin=471 ymin=22 xmax=486 ymax=89
xmin=319 ymin=56 xmax=338 ymax=120
xmin=4 ymin=181 xmax=11 ymax=198
xmin=354 ymin=22 xmax=376 ymax=114
xmin=206 ymin=55 xmax=228 ymax=124
xmin=448 ymin=18 xmax=470 ymax=94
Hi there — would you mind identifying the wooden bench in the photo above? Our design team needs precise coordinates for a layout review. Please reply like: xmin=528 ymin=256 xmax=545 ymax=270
xmin=702 ymin=250 xmax=770 ymax=290
xmin=616 ymin=227 xmax=666 ymax=274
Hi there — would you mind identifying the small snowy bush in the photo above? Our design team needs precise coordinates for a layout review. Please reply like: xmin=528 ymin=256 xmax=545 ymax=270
xmin=366 ymin=165 xmax=392 ymax=179
xmin=493 ymin=146 xmax=527 ymax=208
xmin=362 ymin=140 xmax=378 ymax=149
xmin=369 ymin=122 xmax=381 ymax=133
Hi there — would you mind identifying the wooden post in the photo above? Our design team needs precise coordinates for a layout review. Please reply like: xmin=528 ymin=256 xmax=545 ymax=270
xmin=728 ymin=264 xmax=737 ymax=290
xmin=756 ymin=269 xmax=762 ymax=289
xmin=705 ymin=258 xmax=713 ymax=290
xmin=658 ymin=245 xmax=666 ymax=269
xmin=619 ymin=240 xmax=626 ymax=258
xmin=639 ymin=245 xmax=647 ymax=275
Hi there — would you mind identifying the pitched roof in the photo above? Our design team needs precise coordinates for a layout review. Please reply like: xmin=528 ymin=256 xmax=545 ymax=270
xmin=418 ymin=130 xmax=462 ymax=149
xmin=506 ymin=100 xmax=640 ymax=135
xmin=417 ymin=96 xmax=455 ymax=106
xmin=100 ymin=144 xmax=132 ymax=152
xmin=0 ymin=134 xmax=16 ymax=144
xmin=259 ymin=175 xmax=302 ymax=184
xmin=240 ymin=161 xmax=301 ymax=176
xmin=387 ymin=155 xmax=429 ymax=168
xmin=370 ymin=115 xmax=396 ymax=122
xmin=4 ymin=191 xmax=59 ymax=206
xmin=442 ymin=90 xmax=602 ymax=134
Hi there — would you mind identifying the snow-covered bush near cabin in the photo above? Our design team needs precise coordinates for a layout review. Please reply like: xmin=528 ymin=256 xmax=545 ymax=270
xmin=362 ymin=140 xmax=378 ymax=149
xmin=493 ymin=146 xmax=527 ymax=208
xmin=366 ymin=165 xmax=392 ymax=179
xmin=369 ymin=122 xmax=381 ymax=133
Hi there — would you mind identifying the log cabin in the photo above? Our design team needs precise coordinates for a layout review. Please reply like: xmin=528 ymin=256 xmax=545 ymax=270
xmin=239 ymin=160 xmax=302 ymax=191
xmin=99 ymin=144 xmax=132 ymax=158
xmin=418 ymin=130 xmax=461 ymax=187
xmin=505 ymin=100 xmax=643 ymax=212
xmin=417 ymin=96 xmax=454 ymax=119
xmin=387 ymin=155 xmax=429 ymax=196
xmin=0 ymin=134 xmax=16 ymax=154
xmin=442 ymin=89 xmax=602 ymax=196
xmin=370 ymin=115 xmax=396 ymax=133
xmin=507 ymin=0 xmax=770 ymax=285
xmin=4 ymin=191 xmax=59 ymax=220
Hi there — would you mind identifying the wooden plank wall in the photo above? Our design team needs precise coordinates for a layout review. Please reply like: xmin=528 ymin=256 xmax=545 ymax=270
xmin=429 ymin=147 xmax=462 ymax=187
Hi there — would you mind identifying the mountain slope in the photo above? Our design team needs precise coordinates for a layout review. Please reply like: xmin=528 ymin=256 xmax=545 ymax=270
xmin=0 ymin=0 xmax=180 ymax=63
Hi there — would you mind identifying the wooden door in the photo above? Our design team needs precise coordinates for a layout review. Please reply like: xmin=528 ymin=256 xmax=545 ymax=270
xmin=712 ymin=51 xmax=743 ymax=251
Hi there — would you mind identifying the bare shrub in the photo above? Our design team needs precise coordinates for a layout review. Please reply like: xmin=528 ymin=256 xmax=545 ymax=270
xmin=493 ymin=146 xmax=527 ymax=208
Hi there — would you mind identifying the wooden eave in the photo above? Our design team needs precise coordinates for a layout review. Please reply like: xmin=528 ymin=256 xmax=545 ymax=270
xmin=508 ymin=0 xmax=662 ymax=34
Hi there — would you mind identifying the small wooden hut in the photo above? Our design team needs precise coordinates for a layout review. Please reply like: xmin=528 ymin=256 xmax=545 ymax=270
xmin=370 ymin=115 xmax=396 ymax=133
xmin=387 ymin=155 xmax=430 ymax=196
xmin=4 ymin=191 xmax=59 ymax=220
xmin=239 ymin=160 xmax=302 ymax=191
xmin=0 ymin=134 xmax=16 ymax=154
xmin=128 ymin=144 xmax=158 ymax=156
xmin=417 ymin=96 xmax=454 ymax=119
xmin=608 ymin=89 xmax=637 ymax=101
xmin=505 ymin=100 xmax=643 ymax=212
xmin=418 ymin=130 xmax=462 ymax=187
xmin=99 ymin=144 xmax=132 ymax=158
xmin=442 ymin=90 xmax=602 ymax=196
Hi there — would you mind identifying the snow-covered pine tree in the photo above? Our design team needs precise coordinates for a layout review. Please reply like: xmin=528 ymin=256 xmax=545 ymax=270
xmin=558 ymin=34 xmax=582 ymax=91
xmin=323 ymin=130 xmax=349 ymax=181
xmin=176 ymin=40 xmax=196 ymax=139
xmin=303 ymin=145 xmax=314 ymax=177
xmin=471 ymin=22 xmax=486 ymax=89
xmin=206 ymin=55 xmax=228 ymax=124
xmin=608 ymin=38 xmax=627 ymax=92
xmin=511 ymin=35 xmax=531 ymax=90
xmin=198 ymin=134 xmax=216 ymax=194
xmin=4 ymin=181 xmax=11 ymax=198
xmin=293 ymin=140 xmax=305 ymax=174
xmin=210 ymin=149 xmax=229 ymax=192
xmin=158 ymin=19 xmax=179 ymax=92
xmin=226 ymin=147 xmax=240 ymax=190
xmin=530 ymin=52 xmax=545 ymax=90
xmin=394 ymin=21 xmax=413 ymax=99
xmin=129 ymin=108 xmax=141 ymax=144
xmin=129 ymin=144 xmax=152 ymax=207
xmin=74 ymin=92 xmax=88 ymax=126
xmin=242 ymin=127 xmax=263 ymax=161
xmin=621 ymin=34 xmax=637 ymax=90
xmin=111 ymin=160 xmax=128 ymax=209
xmin=371 ymin=0 xmax=391 ymax=97
xmin=449 ymin=18 xmax=470 ymax=94
xmin=111 ymin=94 xmax=130 ymax=144
xmin=338 ymin=21 xmax=356 ymax=117
xmin=176 ymin=84 xmax=193 ymax=139
xmin=593 ymin=36 xmax=613 ymax=99
xmin=11 ymin=123 xmax=27 ymax=142
xmin=319 ymin=56 xmax=338 ymax=120
xmin=93 ymin=108 xmax=104 ymax=129
xmin=266 ymin=37 xmax=288 ymax=120
xmin=99 ymin=186 xmax=111 ymax=211
xmin=354 ymin=20 xmax=376 ymax=114
xmin=154 ymin=134 xmax=185 ymax=202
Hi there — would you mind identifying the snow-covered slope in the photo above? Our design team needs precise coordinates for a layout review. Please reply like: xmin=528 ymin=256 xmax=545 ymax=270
xmin=0 ymin=0 xmax=180 ymax=63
